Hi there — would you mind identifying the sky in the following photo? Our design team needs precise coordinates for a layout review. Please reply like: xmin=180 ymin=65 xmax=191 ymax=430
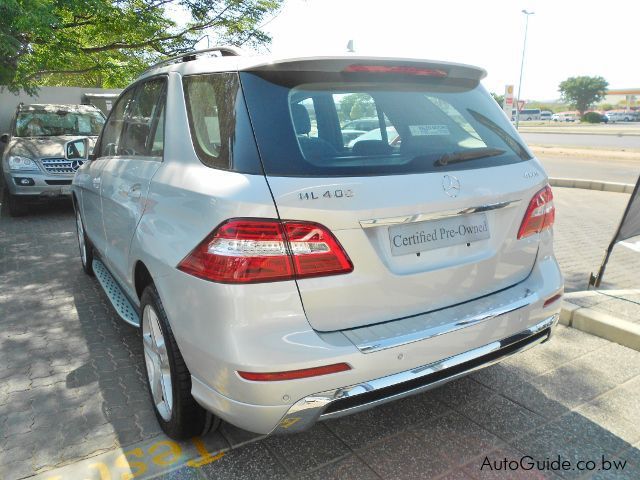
xmin=247 ymin=0 xmax=636 ymax=102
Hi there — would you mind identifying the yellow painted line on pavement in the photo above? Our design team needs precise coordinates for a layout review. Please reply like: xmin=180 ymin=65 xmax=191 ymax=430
xmin=32 ymin=435 xmax=226 ymax=480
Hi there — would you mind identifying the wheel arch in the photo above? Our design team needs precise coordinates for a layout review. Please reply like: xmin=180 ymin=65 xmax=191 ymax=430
xmin=134 ymin=260 xmax=154 ymax=300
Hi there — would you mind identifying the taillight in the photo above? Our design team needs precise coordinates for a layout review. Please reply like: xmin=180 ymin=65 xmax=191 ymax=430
xmin=517 ymin=185 xmax=555 ymax=239
xmin=177 ymin=219 xmax=353 ymax=283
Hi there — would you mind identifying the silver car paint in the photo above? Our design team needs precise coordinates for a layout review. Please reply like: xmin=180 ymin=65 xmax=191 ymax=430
xmin=266 ymin=161 xmax=545 ymax=331
xmin=73 ymin=56 xmax=563 ymax=435
xmin=3 ymin=135 xmax=97 ymax=196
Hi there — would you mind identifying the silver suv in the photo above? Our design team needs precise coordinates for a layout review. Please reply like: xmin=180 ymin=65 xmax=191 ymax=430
xmin=72 ymin=47 xmax=563 ymax=439
xmin=2 ymin=103 xmax=104 ymax=216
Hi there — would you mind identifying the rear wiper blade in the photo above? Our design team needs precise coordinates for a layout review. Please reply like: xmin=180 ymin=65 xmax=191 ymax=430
xmin=434 ymin=147 xmax=506 ymax=167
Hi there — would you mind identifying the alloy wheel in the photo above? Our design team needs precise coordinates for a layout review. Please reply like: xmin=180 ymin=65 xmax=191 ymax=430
xmin=143 ymin=305 xmax=173 ymax=421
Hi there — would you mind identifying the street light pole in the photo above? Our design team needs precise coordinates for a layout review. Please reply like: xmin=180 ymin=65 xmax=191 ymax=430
xmin=515 ymin=9 xmax=534 ymax=130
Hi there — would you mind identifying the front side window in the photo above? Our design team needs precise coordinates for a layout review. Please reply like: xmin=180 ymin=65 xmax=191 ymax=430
xmin=14 ymin=109 xmax=105 ymax=137
xmin=98 ymin=88 xmax=135 ymax=157
xmin=119 ymin=77 xmax=166 ymax=158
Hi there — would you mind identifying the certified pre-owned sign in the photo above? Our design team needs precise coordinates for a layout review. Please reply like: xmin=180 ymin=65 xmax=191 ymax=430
xmin=389 ymin=213 xmax=490 ymax=256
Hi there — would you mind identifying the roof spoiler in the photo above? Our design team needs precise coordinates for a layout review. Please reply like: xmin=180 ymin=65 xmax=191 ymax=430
xmin=246 ymin=56 xmax=487 ymax=81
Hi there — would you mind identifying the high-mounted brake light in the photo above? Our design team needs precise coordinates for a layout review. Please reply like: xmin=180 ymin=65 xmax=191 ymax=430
xmin=177 ymin=219 xmax=353 ymax=283
xmin=518 ymin=185 xmax=555 ymax=239
xmin=237 ymin=363 xmax=352 ymax=382
xmin=343 ymin=65 xmax=448 ymax=77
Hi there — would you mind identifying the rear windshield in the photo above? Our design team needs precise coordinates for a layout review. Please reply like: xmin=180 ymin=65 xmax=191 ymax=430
xmin=240 ymin=71 xmax=532 ymax=177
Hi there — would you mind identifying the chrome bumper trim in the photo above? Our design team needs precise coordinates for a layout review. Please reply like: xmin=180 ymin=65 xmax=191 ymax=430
xmin=272 ymin=314 xmax=558 ymax=434
xmin=359 ymin=199 xmax=521 ymax=228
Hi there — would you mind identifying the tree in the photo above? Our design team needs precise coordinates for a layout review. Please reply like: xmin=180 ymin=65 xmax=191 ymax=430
xmin=490 ymin=92 xmax=504 ymax=106
xmin=558 ymin=76 xmax=608 ymax=116
xmin=0 ymin=0 xmax=282 ymax=93
xmin=339 ymin=93 xmax=375 ymax=123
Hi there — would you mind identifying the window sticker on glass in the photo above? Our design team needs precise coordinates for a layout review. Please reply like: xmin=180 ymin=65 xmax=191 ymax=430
xmin=409 ymin=125 xmax=450 ymax=136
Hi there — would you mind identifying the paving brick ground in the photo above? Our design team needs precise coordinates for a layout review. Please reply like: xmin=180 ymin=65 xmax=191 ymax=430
xmin=1 ymin=187 xmax=639 ymax=479
xmin=565 ymin=291 xmax=640 ymax=326
xmin=552 ymin=188 xmax=639 ymax=292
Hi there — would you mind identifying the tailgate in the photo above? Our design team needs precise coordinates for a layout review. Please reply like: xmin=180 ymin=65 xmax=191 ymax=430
xmin=239 ymin=58 xmax=546 ymax=331
xmin=266 ymin=162 xmax=544 ymax=331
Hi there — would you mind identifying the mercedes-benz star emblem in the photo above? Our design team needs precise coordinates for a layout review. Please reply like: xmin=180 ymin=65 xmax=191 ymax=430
xmin=442 ymin=174 xmax=460 ymax=197
xmin=71 ymin=160 xmax=84 ymax=172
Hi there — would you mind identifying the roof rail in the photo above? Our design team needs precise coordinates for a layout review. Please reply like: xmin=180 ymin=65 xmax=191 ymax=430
xmin=142 ymin=45 xmax=244 ymax=75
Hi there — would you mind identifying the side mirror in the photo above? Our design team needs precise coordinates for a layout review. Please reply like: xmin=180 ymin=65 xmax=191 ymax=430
xmin=0 ymin=133 xmax=9 ymax=143
xmin=65 ymin=138 xmax=88 ymax=160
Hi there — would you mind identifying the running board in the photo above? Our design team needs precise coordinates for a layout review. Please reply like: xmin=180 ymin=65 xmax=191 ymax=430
xmin=93 ymin=259 xmax=140 ymax=327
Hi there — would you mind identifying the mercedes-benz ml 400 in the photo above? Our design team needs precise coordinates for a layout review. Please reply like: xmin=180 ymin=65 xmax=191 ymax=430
xmin=72 ymin=48 xmax=563 ymax=439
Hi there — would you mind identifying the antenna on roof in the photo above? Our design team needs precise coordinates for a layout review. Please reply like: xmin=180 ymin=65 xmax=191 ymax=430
xmin=346 ymin=40 xmax=355 ymax=53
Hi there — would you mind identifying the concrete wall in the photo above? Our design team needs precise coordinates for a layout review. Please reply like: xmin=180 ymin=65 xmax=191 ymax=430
xmin=0 ymin=86 xmax=122 ymax=135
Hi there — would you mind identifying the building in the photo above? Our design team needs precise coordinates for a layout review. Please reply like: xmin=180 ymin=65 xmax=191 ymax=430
xmin=601 ymin=88 xmax=639 ymax=110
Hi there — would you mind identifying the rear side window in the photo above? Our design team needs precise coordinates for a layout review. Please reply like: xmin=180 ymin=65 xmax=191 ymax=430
xmin=241 ymin=71 xmax=532 ymax=177
xmin=183 ymin=73 xmax=237 ymax=170
xmin=182 ymin=73 xmax=263 ymax=174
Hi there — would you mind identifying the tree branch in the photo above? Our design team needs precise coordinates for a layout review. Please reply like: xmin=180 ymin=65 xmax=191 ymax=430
xmin=25 ymin=65 xmax=102 ymax=81
xmin=80 ymin=5 xmax=234 ymax=54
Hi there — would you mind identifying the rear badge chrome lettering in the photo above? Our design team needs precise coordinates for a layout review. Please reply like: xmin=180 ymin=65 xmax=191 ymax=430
xmin=524 ymin=170 xmax=539 ymax=179
xmin=299 ymin=189 xmax=354 ymax=201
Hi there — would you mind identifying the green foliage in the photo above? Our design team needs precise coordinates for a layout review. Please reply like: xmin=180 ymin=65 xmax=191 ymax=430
xmin=558 ymin=76 xmax=609 ymax=116
xmin=581 ymin=111 xmax=604 ymax=123
xmin=339 ymin=93 xmax=375 ymax=122
xmin=490 ymin=92 xmax=504 ymax=106
xmin=0 ymin=0 xmax=282 ymax=93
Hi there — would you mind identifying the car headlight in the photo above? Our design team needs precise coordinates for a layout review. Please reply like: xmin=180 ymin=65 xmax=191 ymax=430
xmin=7 ymin=155 xmax=39 ymax=171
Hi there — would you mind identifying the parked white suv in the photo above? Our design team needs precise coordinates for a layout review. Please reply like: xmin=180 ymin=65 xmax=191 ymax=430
xmin=73 ymin=47 xmax=563 ymax=439
xmin=605 ymin=111 xmax=633 ymax=123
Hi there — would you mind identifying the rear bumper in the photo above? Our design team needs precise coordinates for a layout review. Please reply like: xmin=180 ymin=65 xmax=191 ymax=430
xmin=185 ymin=253 xmax=562 ymax=434
xmin=191 ymin=314 xmax=558 ymax=435
xmin=272 ymin=314 xmax=558 ymax=434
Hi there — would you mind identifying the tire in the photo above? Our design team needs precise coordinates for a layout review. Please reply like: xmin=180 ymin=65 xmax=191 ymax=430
xmin=141 ymin=284 xmax=220 ymax=439
xmin=3 ymin=186 xmax=28 ymax=217
xmin=75 ymin=208 xmax=94 ymax=276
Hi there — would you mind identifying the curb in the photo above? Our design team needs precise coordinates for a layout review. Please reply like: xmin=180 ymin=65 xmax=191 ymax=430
xmin=560 ymin=299 xmax=640 ymax=352
xmin=520 ymin=129 xmax=640 ymax=137
xmin=549 ymin=177 xmax=635 ymax=193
